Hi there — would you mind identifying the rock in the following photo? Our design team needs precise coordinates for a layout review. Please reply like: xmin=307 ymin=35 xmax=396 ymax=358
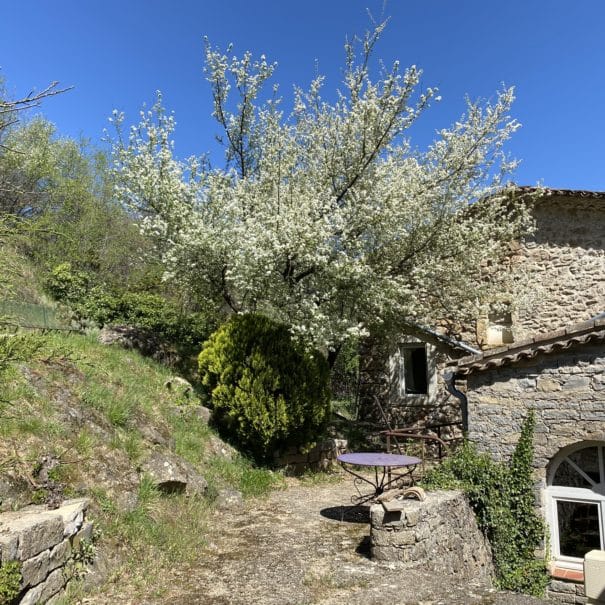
xmin=98 ymin=325 xmax=181 ymax=365
xmin=215 ymin=488 xmax=244 ymax=510
xmin=80 ymin=549 xmax=110 ymax=590
xmin=164 ymin=376 xmax=193 ymax=398
xmin=0 ymin=475 xmax=31 ymax=512
xmin=207 ymin=435 xmax=236 ymax=460
xmin=139 ymin=452 xmax=207 ymax=497
xmin=172 ymin=404 xmax=211 ymax=425
xmin=0 ymin=511 xmax=64 ymax=560
xmin=20 ymin=568 xmax=65 ymax=605
xmin=56 ymin=499 xmax=88 ymax=537
xmin=138 ymin=423 xmax=170 ymax=447
xmin=114 ymin=491 xmax=138 ymax=513
xmin=195 ymin=405 xmax=212 ymax=424
xmin=21 ymin=548 xmax=51 ymax=587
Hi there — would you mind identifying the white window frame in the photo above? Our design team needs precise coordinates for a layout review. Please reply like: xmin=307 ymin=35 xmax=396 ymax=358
xmin=546 ymin=443 xmax=605 ymax=570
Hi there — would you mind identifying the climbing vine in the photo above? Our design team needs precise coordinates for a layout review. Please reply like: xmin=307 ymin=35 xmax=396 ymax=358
xmin=423 ymin=411 xmax=549 ymax=596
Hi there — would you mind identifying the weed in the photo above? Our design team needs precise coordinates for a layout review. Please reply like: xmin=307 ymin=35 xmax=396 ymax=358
xmin=299 ymin=468 xmax=342 ymax=486
xmin=0 ymin=561 xmax=22 ymax=605
xmin=137 ymin=473 xmax=159 ymax=507
xmin=205 ymin=455 xmax=285 ymax=499
xmin=64 ymin=537 xmax=97 ymax=582
xmin=170 ymin=409 xmax=212 ymax=466
xmin=74 ymin=428 xmax=97 ymax=458
xmin=122 ymin=430 xmax=144 ymax=462
xmin=105 ymin=399 xmax=133 ymax=428
xmin=31 ymin=488 xmax=48 ymax=504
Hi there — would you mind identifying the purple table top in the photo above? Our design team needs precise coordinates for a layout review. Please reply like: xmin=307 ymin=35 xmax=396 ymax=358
xmin=337 ymin=452 xmax=421 ymax=467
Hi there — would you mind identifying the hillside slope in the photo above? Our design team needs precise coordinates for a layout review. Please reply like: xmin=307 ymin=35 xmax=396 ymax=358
xmin=0 ymin=329 xmax=282 ymax=600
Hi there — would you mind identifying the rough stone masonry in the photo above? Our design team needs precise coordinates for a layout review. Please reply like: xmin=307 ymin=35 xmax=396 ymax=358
xmin=0 ymin=498 xmax=92 ymax=604
xmin=370 ymin=489 xmax=494 ymax=579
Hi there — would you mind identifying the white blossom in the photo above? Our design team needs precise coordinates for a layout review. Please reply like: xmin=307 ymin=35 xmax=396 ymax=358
xmin=110 ymin=23 xmax=534 ymax=353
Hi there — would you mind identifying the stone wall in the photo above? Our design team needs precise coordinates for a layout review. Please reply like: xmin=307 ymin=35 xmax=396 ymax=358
xmin=465 ymin=344 xmax=605 ymax=490
xmin=361 ymin=330 xmax=465 ymax=429
xmin=547 ymin=578 xmax=586 ymax=604
xmin=465 ymin=345 xmax=605 ymax=604
xmin=456 ymin=196 xmax=605 ymax=349
xmin=512 ymin=197 xmax=605 ymax=340
xmin=370 ymin=490 xmax=493 ymax=579
xmin=0 ymin=499 xmax=92 ymax=605
xmin=274 ymin=438 xmax=348 ymax=474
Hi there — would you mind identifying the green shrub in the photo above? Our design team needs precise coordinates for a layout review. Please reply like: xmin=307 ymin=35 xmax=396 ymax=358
xmin=44 ymin=262 xmax=91 ymax=304
xmin=423 ymin=411 xmax=548 ymax=596
xmin=0 ymin=560 xmax=22 ymax=605
xmin=44 ymin=267 xmax=214 ymax=362
xmin=198 ymin=313 xmax=331 ymax=463
xmin=103 ymin=292 xmax=211 ymax=350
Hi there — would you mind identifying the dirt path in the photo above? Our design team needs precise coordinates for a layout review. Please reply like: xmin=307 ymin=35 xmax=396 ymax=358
xmin=142 ymin=477 xmax=551 ymax=605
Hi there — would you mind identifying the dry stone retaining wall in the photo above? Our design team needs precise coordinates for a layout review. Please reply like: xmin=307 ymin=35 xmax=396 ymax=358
xmin=0 ymin=498 xmax=92 ymax=604
xmin=370 ymin=490 xmax=493 ymax=579
xmin=274 ymin=438 xmax=348 ymax=474
xmin=546 ymin=578 xmax=586 ymax=604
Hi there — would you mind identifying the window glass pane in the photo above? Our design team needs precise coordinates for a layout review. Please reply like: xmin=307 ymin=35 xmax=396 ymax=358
xmin=553 ymin=460 xmax=593 ymax=488
xmin=553 ymin=447 xmax=601 ymax=487
xmin=568 ymin=447 xmax=601 ymax=484
xmin=557 ymin=500 xmax=601 ymax=558
xmin=402 ymin=346 xmax=427 ymax=395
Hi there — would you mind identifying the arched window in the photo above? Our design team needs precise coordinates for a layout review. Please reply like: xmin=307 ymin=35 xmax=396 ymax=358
xmin=546 ymin=442 xmax=605 ymax=569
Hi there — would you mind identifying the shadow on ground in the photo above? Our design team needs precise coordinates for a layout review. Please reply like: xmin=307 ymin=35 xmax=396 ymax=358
xmin=319 ymin=505 xmax=370 ymax=523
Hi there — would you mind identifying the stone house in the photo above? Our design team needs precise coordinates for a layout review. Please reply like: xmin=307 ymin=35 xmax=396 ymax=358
xmin=453 ymin=316 xmax=605 ymax=602
xmin=351 ymin=186 xmax=605 ymax=599
xmin=368 ymin=187 xmax=605 ymax=598
xmin=437 ymin=187 xmax=605 ymax=602
xmin=381 ymin=187 xmax=605 ymax=430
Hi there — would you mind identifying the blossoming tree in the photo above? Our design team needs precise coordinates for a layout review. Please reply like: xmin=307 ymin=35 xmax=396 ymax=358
xmin=112 ymin=24 xmax=532 ymax=364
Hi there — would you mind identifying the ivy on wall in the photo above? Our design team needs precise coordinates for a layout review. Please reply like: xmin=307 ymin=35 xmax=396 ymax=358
xmin=423 ymin=411 xmax=549 ymax=596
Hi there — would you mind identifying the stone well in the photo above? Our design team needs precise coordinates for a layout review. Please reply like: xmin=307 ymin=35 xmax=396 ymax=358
xmin=370 ymin=489 xmax=493 ymax=579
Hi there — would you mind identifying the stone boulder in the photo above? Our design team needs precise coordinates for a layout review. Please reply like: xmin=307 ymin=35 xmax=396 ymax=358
xmin=139 ymin=452 xmax=207 ymax=497
xmin=215 ymin=488 xmax=244 ymax=510
xmin=98 ymin=325 xmax=179 ymax=365
xmin=164 ymin=376 xmax=193 ymax=399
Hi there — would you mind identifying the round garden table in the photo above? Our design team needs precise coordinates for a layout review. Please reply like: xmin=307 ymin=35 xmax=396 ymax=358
xmin=337 ymin=452 xmax=422 ymax=504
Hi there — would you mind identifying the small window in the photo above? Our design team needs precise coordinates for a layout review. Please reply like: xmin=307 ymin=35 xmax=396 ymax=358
xmin=556 ymin=501 xmax=601 ymax=558
xmin=399 ymin=345 xmax=428 ymax=395
xmin=486 ymin=310 xmax=514 ymax=345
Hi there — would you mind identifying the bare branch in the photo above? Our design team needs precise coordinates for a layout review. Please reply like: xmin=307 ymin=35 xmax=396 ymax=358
xmin=0 ymin=81 xmax=73 ymax=115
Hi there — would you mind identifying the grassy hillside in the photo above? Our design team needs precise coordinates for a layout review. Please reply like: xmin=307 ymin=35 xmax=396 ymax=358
xmin=0 ymin=329 xmax=283 ymax=601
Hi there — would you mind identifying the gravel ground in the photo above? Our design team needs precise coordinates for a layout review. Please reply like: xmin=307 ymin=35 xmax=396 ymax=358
xmin=99 ymin=476 xmax=552 ymax=605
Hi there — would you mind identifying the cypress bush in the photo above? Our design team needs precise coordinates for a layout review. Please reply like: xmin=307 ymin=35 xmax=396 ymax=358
xmin=198 ymin=313 xmax=331 ymax=463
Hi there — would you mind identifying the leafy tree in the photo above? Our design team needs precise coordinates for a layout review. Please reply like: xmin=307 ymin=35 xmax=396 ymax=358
xmin=0 ymin=116 xmax=161 ymax=292
xmin=112 ymin=23 xmax=533 ymax=361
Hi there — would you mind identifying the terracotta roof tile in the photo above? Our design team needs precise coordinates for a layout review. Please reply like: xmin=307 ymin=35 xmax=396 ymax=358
xmin=453 ymin=317 xmax=605 ymax=375
xmin=516 ymin=185 xmax=605 ymax=199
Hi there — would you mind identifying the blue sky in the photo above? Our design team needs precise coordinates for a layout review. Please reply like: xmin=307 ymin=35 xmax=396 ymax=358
xmin=2 ymin=0 xmax=604 ymax=190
